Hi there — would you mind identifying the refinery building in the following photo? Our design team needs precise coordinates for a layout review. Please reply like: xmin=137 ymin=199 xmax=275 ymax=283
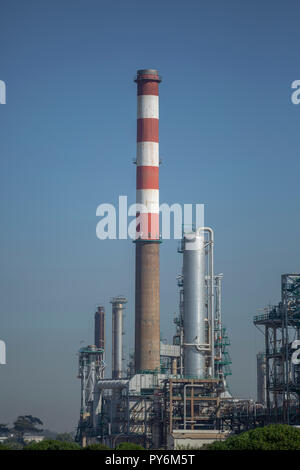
xmin=75 ymin=69 xmax=300 ymax=449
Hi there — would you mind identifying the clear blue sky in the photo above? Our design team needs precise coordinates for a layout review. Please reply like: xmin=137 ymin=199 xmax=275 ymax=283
xmin=0 ymin=0 xmax=299 ymax=432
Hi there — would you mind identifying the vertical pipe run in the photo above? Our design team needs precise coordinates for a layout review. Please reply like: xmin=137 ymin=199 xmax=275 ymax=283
xmin=205 ymin=227 xmax=214 ymax=377
xmin=134 ymin=69 xmax=161 ymax=372
xmin=257 ymin=352 xmax=267 ymax=405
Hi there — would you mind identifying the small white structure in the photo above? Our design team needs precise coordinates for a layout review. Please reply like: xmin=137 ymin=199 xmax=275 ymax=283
xmin=23 ymin=434 xmax=45 ymax=443
xmin=168 ymin=429 xmax=229 ymax=449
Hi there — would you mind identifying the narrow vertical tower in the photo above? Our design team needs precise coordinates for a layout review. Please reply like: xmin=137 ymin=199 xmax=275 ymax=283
xmin=111 ymin=297 xmax=127 ymax=379
xmin=183 ymin=231 xmax=206 ymax=377
xmin=94 ymin=306 xmax=105 ymax=350
xmin=257 ymin=352 xmax=267 ymax=405
xmin=134 ymin=69 xmax=161 ymax=372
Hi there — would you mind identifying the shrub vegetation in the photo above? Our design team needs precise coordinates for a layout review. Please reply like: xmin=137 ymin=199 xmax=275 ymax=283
xmin=24 ymin=439 xmax=81 ymax=450
xmin=116 ymin=442 xmax=145 ymax=450
xmin=203 ymin=424 xmax=300 ymax=450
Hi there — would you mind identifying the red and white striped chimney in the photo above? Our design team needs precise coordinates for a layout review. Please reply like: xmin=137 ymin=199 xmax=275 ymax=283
xmin=134 ymin=69 xmax=161 ymax=372
xmin=135 ymin=69 xmax=161 ymax=240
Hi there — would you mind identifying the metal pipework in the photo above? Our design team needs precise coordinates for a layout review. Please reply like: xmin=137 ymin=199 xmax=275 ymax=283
xmin=78 ymin=345 xmax=104 ymax=426
xmin=172 ymin=358 xmax=178 ymax=375
xmin=97 ymin=379 xmax=129 ymax=390
xmin=111 ymin=297 xmax=127 ymax=379
xmin=201 ymin=227 xmax=214 ymax=377
xmin=256 ymin=352 xmax=267 ymax=405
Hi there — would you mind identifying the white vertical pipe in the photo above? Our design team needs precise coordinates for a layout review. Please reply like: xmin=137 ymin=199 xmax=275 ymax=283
xmin=111 ymin=298 xmax=126 ymax=379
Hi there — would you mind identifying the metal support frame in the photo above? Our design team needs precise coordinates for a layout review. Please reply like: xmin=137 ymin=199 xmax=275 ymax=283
xmin=254 ymin=274 xmax=300 ymax=424
xmin=162 ymin=377 xmax=222 ymax=446
xmin=76 ymin=345 xmax=105 ymax=443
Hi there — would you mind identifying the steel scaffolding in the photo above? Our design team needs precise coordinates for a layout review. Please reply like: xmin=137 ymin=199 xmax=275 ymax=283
xmin=76 ymin=345 xmax=105 ymax=444
xmin=254 ymin=274 xmax=300 ymax=424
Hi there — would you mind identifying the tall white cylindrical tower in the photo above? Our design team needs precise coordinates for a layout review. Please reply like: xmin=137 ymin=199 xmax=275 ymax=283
xmin=183 ymin=231 xmax=207 ymax=377
xmin=111 ymin=297 xmax=127 ymax=379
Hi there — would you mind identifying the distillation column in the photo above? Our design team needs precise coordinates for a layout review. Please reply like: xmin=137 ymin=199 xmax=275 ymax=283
xmin=111 ymin=297 xmax=127 ymax=379
xmin=94 ymin=306 xmax=105 ymax=350
xmin=257 ymin=352 xmax=267 ymax=405
xmin=134 ymin=69 xmax=161 ymax=372
xmin=183 ymin=230 xmax=207 ymax=377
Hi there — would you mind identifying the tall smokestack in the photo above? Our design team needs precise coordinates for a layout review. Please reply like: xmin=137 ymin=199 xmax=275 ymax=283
xmin=94 ymin=306 xmax=105 ymax=350
xmin=134 ymin=69 xmax=161 ymax=372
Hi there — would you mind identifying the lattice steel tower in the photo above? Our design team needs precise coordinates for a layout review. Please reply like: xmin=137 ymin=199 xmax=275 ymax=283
xmin=254 ymin=274 xmax=300 ymax=424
